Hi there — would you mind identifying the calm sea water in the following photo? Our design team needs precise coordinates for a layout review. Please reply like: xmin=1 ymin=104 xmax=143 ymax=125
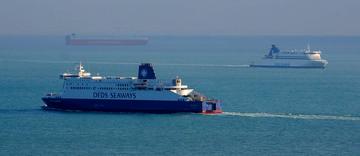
xmin=0 ymin=36 xmax=359 ymax=155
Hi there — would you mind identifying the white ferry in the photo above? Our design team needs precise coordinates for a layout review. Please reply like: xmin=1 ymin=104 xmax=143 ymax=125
xmin=250 ymin=45 xmax=328 ymax=68
xmin=42 ymin=63 xmax=222 ymax=113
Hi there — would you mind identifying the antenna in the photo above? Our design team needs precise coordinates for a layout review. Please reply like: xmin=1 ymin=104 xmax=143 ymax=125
xmin=307 ymin=44 xmax=311 ymax=52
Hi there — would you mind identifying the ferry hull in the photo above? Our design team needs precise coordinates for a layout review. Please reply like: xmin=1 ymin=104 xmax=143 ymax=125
xmin=250 ymin=59 xmax=328 ymax=68
xmin=42 ymin=97 xmax=221 ymax=113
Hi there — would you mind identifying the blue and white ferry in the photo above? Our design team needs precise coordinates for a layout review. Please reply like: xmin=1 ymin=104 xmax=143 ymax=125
xmin=250 ymin=45 xmax=328 ymax=68
xmin=42 ymin=63 xmax=222 ymax=113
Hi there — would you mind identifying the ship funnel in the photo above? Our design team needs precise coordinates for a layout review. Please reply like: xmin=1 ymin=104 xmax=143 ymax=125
xmin=138 ymin=63 xmax=156 ymax=79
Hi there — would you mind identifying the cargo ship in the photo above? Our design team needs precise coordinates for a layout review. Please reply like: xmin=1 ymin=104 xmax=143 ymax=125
xmin=65 ymin=33 xmax=148 ymax=46
xmin=250 ymin=45 xmax=328 ymax=68
xmin=42 ymin=63 xmax=222 ymax=114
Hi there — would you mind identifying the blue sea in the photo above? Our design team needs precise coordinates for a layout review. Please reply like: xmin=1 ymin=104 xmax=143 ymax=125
xmin=0 ymin=36 xmax=359 ymax=155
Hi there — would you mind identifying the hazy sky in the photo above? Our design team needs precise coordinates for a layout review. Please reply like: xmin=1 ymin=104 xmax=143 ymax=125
xmin=1 ymin=0 xmax=359 ymax=36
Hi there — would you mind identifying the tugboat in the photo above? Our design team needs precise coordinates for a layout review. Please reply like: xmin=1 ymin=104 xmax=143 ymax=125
xmin=42 ymin=63 xmax=222 ymax=114
xmin=250 ymin=45 xmax=328 ymax=68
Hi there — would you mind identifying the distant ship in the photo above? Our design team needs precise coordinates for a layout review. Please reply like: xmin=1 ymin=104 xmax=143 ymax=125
xmin=250 ymin=45 xmax=328 ymax=68
xmin=42 ymin=63 xmax=222 ymax=114
xmin=65 ymin=33 xmax=148 ymax=46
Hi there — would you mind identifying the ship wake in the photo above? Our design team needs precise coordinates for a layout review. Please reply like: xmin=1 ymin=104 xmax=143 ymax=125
xmin=156 ymin=63 xmax=249 ymax=68
xmin=218 ymin=112 xmax=360 ymax=121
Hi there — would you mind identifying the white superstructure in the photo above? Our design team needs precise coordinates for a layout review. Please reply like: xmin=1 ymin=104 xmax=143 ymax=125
xmin=58 ymin=64 xmax=198 ymax=101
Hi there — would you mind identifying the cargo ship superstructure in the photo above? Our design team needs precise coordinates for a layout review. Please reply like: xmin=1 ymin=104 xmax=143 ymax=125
xmin=65 ymin=33 xmax=148 ymax=46
xmin=42 ymin=63 xmax=222 ymax=113
xmin=250 ymin=45 xmax=328 ymax=68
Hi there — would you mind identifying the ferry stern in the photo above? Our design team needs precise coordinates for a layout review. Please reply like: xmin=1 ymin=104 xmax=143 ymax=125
xmin=202 ymin=100 xmax=223 ymax=114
